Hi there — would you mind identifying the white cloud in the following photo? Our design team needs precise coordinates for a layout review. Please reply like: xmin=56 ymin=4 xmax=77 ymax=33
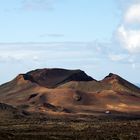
xmin=0 ymin=42 xmax=100 ymax=63
xmin=132 ymin=63 xmax=136 ymax=69
xmin=117 ymin=25 xmax=140 ymax=53
xmin=116 ymin=2 xmax=140 ymax=53
xmin=0 ymin=50 xmax=41 ymax=62
xmin=108 ymin=53 xmax=128 ymax=62
xmin=124 ymin=4 xmax=140 ymax=23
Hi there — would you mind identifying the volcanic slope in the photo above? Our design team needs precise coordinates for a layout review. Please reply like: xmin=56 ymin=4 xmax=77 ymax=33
xmin=0 ymin=68 xmax=140 ymax=116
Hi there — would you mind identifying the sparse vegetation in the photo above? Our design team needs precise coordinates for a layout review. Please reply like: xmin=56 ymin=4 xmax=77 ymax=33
xmin=0 ymin=117 xmax=140 ymax=140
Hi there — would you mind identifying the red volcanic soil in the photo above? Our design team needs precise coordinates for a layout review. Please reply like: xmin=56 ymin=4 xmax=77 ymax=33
xmin=0 ymin=68 xmax=140 ymax=118
xmin=102 ymin=73 xmax=139 ymax=90
xmin=102 ymin=73 xmax=140 ymax=95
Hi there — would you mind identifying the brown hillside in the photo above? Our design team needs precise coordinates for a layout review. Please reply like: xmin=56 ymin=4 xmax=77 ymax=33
xmin=102 ymin=73 xmax=140 ymax=95
xmin=0 ymin=68 xmax=140 ymax=117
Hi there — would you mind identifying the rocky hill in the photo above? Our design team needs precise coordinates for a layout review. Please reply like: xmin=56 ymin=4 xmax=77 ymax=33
xmin=0 ymin=68 xmax=140 ymax=118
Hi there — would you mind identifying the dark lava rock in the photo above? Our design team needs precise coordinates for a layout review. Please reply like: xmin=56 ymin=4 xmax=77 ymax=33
xmin=21 ymin=68 xmax=94 ymax=88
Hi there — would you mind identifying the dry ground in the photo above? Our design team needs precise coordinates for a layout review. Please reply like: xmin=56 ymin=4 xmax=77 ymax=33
xmin=0 ymin=115 xmax=140 ymax=140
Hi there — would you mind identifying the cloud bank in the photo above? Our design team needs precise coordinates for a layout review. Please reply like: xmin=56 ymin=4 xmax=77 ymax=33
xmin=117 ymin=1 xmax=140 ymax=53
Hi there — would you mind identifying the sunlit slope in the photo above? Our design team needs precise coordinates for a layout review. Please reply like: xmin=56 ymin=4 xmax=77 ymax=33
xmin=0 ymin=68 xmax=140 ymax=115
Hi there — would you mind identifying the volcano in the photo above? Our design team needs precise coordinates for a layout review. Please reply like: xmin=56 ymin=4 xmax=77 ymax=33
xmin=0 ymin=68 xmax=140 ymax=118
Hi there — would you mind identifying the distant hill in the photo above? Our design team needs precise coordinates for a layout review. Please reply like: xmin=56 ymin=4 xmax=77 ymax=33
xmin=0 ymin=68 xmax=140 ymax=118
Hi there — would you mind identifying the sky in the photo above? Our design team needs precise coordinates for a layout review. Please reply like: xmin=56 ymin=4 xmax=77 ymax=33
xmin=0 ymin=0 xmax=140 ymax=84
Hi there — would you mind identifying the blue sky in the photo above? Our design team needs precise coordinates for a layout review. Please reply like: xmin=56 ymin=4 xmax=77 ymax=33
xmin=0 ymin=0 xmax=119 ymax=42
xmin=0 ymin=0 xmax=140 ymax=84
